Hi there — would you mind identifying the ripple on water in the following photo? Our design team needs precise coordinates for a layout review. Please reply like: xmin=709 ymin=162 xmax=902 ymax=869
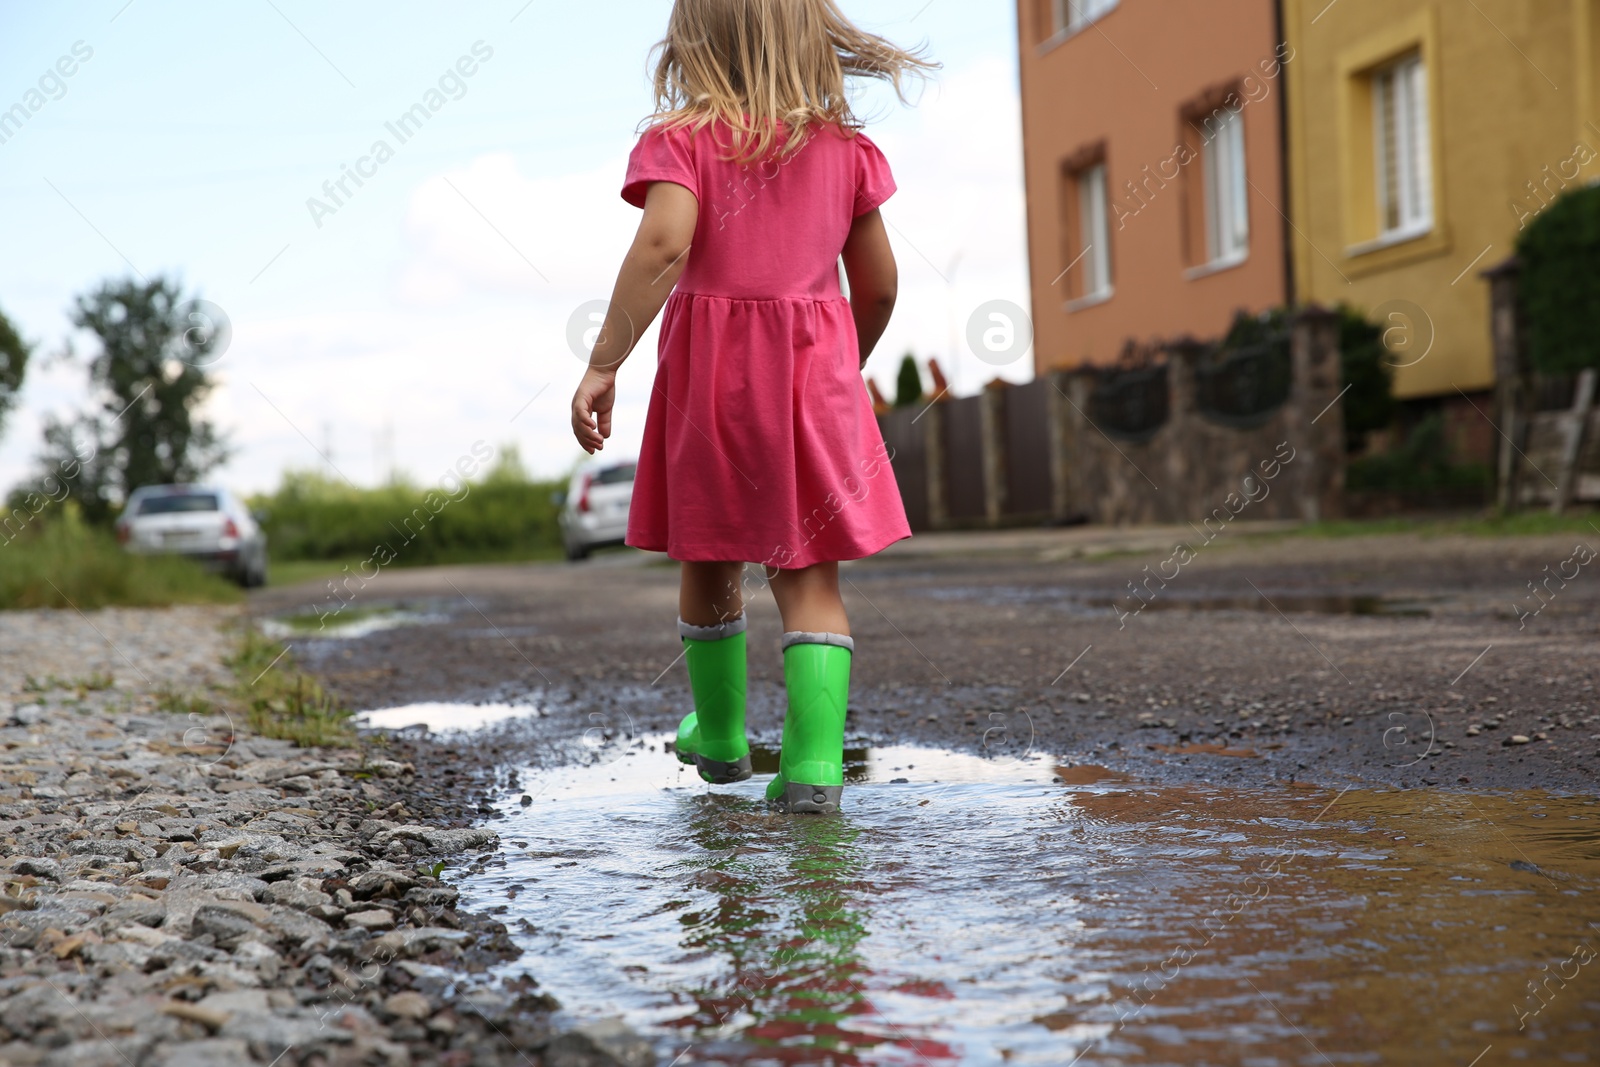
xmin=457 ymin=740 xmax=1600 ymax=1066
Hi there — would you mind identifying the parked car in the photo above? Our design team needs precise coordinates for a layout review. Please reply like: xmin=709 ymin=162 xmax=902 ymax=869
xmin=556 ymin=459 xmax=636 ymax=561
xmin=115 ymin=484 xmax=269 ymax=587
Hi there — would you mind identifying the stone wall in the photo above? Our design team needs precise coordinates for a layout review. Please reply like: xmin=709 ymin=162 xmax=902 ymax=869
xmin=881 ymin=307 xmax=1347 ymax=530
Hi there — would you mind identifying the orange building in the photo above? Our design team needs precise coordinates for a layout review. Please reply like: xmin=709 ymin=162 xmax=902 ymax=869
xmin=1015 ymin=0 xmax=1293 ymax=371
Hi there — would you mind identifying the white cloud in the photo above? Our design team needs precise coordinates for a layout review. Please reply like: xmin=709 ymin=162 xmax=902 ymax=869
xmin=395 ymin=151 xmax=641 ymax=306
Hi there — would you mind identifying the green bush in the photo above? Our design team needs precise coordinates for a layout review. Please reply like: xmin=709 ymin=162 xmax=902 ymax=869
xmin=1346 ymin=412 xmax=1491 ymax=493
xmin=253 ymin=463 xmax=564 ymax=566
xmin=1335 ymin=306 xmax=1394 ymax=448
xmin=1518 ymin=184 xmax=1600 ymax=375
xmin=0 ymin=507 xmax=240 ymax=610
xmin=1220 ymin=306 xmax=1394 ymax=451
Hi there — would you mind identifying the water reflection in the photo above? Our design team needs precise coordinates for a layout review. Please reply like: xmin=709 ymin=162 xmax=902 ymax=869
xmin=461 ymin=740 xmax=1600 ymax=1066
xmin=668 ymin=801 xmax=902 ymax=1063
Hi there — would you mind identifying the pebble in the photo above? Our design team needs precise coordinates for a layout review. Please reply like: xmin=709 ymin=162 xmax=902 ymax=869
xmin=546 ymin=1016 xmax=658 ymax=1067
xmin=382 ymin=991 xmax=433 ymax=1020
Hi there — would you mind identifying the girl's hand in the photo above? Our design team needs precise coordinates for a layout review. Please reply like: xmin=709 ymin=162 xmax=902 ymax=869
xmin=571 ymin=368 xmax=617 ymax=454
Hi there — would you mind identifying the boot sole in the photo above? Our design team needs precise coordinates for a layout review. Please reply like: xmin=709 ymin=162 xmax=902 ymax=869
xmin=768 ymin=782 xmax=843 ymax=815
xmin=693 ymin=754 xmax=752 ymax=785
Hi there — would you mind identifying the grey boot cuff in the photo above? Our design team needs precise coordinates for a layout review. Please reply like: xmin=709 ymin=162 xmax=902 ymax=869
xmin=781 ymin=631 xmax=855 ymax=652
xmin=678 ymin=616 xmax=747 ymax=641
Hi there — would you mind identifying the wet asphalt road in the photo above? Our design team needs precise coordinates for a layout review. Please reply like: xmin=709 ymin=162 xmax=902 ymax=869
xmin=251 ymin=523 xmax=1600 ymax=794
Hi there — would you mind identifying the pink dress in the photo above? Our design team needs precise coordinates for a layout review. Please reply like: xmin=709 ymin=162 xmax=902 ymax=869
xmin=621 ymin=120 xmax=912 ymax=569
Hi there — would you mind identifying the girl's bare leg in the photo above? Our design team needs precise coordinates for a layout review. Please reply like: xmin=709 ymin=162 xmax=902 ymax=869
xmin=679 ymin=560 xmax=745 ymax=627
xmin=768 ymin=562 xmax=849 ymax=637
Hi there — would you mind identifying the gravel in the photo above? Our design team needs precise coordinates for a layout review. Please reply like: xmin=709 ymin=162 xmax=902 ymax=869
xmin=0 ymin=607 xmax=646 ymax=1067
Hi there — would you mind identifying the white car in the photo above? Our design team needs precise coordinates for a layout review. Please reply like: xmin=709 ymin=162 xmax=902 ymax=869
xmin=115 ymin=484 xmax=269 ymax=587
xmin=557 ymin=459 xmax=636 ymax=561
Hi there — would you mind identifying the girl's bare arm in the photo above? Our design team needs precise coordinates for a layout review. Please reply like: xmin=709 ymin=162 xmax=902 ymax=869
xmin=840 ymin=208 xmax=897 ymax=369
xmin=571 ymin=181 xmax=699 ymax=454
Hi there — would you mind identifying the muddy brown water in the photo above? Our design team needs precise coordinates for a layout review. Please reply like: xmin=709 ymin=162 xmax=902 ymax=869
xmin=367 ymin=705 xmax=1600 ymax=1066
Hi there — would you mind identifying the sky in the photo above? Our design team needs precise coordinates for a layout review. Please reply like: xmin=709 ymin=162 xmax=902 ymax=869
xmin=0 ymin=0 xmax=1029 ymax=495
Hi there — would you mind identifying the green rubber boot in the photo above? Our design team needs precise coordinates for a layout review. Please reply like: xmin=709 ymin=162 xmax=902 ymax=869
xmin=767 ymin=633 xmax=853 ymax=814
xmin=675 ymin=618 xmax=752 ymax=784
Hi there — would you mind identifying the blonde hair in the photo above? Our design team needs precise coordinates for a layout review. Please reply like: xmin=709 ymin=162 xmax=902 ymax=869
xmin=648 ymin=0 xmax=937 ymax=163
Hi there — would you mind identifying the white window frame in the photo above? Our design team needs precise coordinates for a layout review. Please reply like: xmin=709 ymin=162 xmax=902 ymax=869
xmin=1053 ymin=0 xmax=1119 ymax=36
xmin=1072 ymin=162 xmax=1112 ymax=305
xmin=1372 ymin=53 xmax=1433 ymax=239
xmin=1201 ymin=108 xmax=1250 ymax=267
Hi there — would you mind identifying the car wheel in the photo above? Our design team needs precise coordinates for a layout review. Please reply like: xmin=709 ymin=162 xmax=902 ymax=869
xmin=565 ymin=538 xmax=590 ymax=562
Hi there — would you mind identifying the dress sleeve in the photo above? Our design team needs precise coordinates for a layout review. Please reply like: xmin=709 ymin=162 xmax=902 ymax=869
xmin=852 ymin=132 xmax=897 ymax=217
xmin=621 ymin=124 xmax=699 ymax=208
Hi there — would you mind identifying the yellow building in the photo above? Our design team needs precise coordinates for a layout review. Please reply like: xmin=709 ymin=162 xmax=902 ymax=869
xmin=1283 ymin=0 xmax=1600 ymax=409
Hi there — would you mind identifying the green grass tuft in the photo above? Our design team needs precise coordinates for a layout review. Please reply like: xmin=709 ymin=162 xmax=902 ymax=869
xmin=154 ymin=687 xmax=213 ymax=717
xmin=224 ymin=627 xmax=354 ymax=747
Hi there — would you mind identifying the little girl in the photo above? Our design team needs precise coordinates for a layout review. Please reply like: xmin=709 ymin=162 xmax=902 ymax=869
xmin=570 ymin=0 xmax=933 ymax=814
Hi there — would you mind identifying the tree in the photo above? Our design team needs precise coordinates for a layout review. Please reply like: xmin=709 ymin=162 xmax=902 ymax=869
xmin=894 ymin=353 xmax=922 ymax=407
xmin=1518 ymin=184 xmax=1600 ymax=374
xmin=38 ymin=276 xmax=231 ymax=524
xmin=0 ymin=303 xmax=30 ymax=440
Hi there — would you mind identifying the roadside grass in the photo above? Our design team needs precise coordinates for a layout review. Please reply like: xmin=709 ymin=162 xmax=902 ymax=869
xmin=263 ymin=547 xmax=567 ymax=593
xmin=25 ymin=672 xmax=117 ymax=699
xmin=154 ymin=688 xmax=212 ymax=717
xmin=1257 ymin=509 xmax=1600 ymax=542
xmin=220 ymin=627 xmax=354 ymax=747
xmin=151 ymin=626 xmax=354 ymax=747
xmin=266 ymin=558 xmax=354 ymax=589
xmin=0 ymin=516 xmax=240 ymax=610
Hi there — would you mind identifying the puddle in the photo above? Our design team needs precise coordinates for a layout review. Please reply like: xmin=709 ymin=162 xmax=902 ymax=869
xmin=926 ymin=586 xmax=1441 ymax=618
xmin=357 ymin=702 xmax=541 ymax=733
xmin=260 ymin=605 xmax=445 ymax=640
xmin=459 ymin=739 xmax=1600 ymax=1065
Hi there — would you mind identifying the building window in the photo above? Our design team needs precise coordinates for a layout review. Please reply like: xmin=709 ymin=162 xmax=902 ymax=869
xmin=1372 ymin=53 xmax=1432 ymax=236
xmin=1068 ymin=162 xmax=1112 ymax=301
xmin=1200 ymin=109 xmax=1250 ymax=265
xmin=1052 ymin=0 xmax=1118 ymax=36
